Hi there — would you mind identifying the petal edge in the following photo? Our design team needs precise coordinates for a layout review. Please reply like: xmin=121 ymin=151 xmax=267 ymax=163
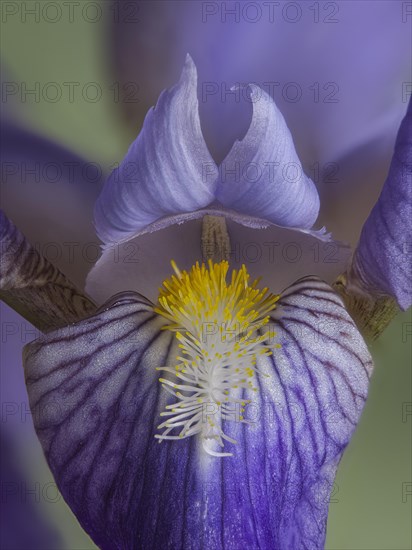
xmin=94 ymin=55 xmax=218 ymax=245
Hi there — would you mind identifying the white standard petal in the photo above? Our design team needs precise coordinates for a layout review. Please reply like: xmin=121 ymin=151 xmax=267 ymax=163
xmin=94 ymin=54 xmax=218 ymax=245
xmin=216 ymin=86 xmax=320 ymax=229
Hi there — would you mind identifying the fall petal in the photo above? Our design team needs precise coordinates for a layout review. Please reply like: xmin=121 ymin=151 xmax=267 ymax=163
xmin=24 ymin=278 xmax=371 ymax=549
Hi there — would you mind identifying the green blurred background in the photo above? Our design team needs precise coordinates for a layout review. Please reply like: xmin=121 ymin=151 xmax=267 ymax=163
xmin=1 ymin=1 xmax=411 ymax=548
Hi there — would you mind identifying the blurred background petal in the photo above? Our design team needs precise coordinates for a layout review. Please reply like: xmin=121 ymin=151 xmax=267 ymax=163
xmin=0 ymin=428 xmax=62 ymax=550
xmin=111 ymin=0 xmax=410 ymax=159
xmin=0 ymin=303 xmax=96 ymax=549
xmin=0 ymin=122 xmax=101 ymax=289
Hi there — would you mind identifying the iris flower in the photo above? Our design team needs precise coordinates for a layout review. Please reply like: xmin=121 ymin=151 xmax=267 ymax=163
xmin=1 ymin=51 xmax=410 ymax=549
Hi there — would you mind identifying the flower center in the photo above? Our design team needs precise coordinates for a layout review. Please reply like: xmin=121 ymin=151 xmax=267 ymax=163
xmin=154 ymin=260 xmax=279 ymax=457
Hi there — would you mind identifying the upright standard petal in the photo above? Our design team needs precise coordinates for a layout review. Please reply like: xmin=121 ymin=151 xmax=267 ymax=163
xmin=109 ymin=1 xmax=410 ymax=165
xmin=108 ymin=1 xmax=410 ymax=252
xmin=216 ymin=86 xmax=320 ymax=228
xmin=351 ymin=99 xmax=412 ymax=310
xmin=94 ymin=55 xmax=218 ymax=245
xmin=24 ymin=275 xmax=372 ymax=549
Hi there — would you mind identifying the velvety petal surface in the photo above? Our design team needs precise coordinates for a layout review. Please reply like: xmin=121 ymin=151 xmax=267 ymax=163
xmin=351 ymin=99 xmax=412 ymax=310
xmin=94 ymin=55 xmax=218 ymax=246
xmin=216 ymin=86 xmax=319 ymax=228
xmin=24 ymin=277 xmax=372 ymax=549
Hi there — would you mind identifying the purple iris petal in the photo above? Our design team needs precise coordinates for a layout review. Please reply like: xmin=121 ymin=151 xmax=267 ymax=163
xmin=0 ymin=429 xmax=62 ymax=550
xmin=110 ymin=1 xmax=410 ymax=165
xmin=24 ymin=278 xmax=371 ymax=549
xmin=94 ymin=56 xmax=321 ymax=247
xmin=352 ymin=99 xmax=412 ymax=310
xmin=0 ymin=209 xmax=96 ymax=330
xmin=94 ymin=55 xmax=218 ymax=246
xmin=109 ymin=1 xmax=410 ymax=251
xmin=0 ymin=122 xmax=101 ymax=288
xmin=216 ymin=85 xmax=319 ymax=228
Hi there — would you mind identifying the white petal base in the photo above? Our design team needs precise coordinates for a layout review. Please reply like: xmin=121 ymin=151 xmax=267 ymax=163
xmin=86 ymin=219 xmax=350 ymax=305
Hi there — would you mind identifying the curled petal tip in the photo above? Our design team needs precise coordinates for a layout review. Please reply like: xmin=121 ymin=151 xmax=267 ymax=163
xmin=179 ymin=52 xmax=197 ymax=86
xmin=94 ymin=56 xmax=217 ymax=245
xmin=184 ymin=52 xmax=195 ymax=65
xmin=216 ymin=86 xmax=320 ymax=229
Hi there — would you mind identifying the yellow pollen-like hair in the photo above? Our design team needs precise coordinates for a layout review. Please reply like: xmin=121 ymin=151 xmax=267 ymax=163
xmin=153 ymin=260 xmax=279 ymax=457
